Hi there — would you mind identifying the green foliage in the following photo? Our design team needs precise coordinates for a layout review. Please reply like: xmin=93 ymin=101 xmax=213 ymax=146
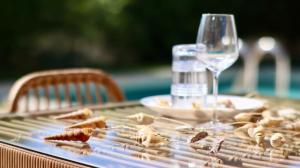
xmin=0 ymin=0 xmax=298 ymax=78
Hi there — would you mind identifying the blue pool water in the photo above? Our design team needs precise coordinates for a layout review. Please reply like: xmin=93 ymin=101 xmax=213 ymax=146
xmin=0 ymin=67 xmax=299 ymax=104
xmin=121 ymin=68 xmax=300 ymax=100
xmin=123 ymin=82 xmax=300 ymax=101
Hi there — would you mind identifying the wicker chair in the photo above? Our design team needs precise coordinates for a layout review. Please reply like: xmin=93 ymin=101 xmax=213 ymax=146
xmin=7 ymin=68 xmax=125 ymax=113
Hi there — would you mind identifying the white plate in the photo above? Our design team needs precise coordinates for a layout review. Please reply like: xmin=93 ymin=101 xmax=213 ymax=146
xmin=140 ymin=95 xmax=265 ymax=120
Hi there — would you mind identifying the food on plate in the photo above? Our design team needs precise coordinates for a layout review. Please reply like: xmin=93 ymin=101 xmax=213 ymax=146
xmin=188 ymin=131 xmax=208 ymax=143
xmin=270 ymin=133 xmax=286 ymax=148
xmin=130 ymin=125 xmax=168 ymax=147
xmin=44 ymin=128 xmax=93 ymax=142
xmin=157 ymin=98 xmax=170 ymax=107
xmin=67 ymin=116 xmax=107 ymax=129
xmin=127 ymin=113 xmax=155 ymax=125
xmin=54 ymin=108 xmax=93 ymax=120
xmin=234 ymin=112 xmax=262 ymax=122
xmin=192 ymin=102 xmax=202 ymax=110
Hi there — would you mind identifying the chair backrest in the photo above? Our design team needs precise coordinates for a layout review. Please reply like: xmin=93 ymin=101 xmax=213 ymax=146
xmin=8 ymin=68 xmax=125 ymax=113
xmin=233 ymin=38 xmax=290 ymax=96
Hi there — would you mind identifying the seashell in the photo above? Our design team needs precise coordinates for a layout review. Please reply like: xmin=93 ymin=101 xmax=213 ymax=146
xmin=188 ymin=131 xmax=208 ymax=143
xmin=175 ymin=125 xmax=195 ymax=133
xmin=234 ymin=123 xmax=256 ymax=140
xmin=247 ymin=126 xmax=265 ymax=146
xmin=235 ymin=123 xmax=256 ymax=133
xmin=44 ymin=128 xmax=93 ymax=142
xmin=277 ymin=108 xmax=300 ymax=121
xmin=127 ymin=113 xmax=155 ymax=125
xmin=257 ymin=117 xmax=284 ymax=127
xmin=261 ymin=110 xmax=274 ymax=119
xmin=270 ymin=133 xmax=286 ymax=148
xmin=54 ymin=108 xmax=93 ymax=120
xmin=284 ymin=120 xmax=300 ymax=131
xmin=234 ymin=112 xmax=261 ymax=122
xmin=130 ymin=125 xmax=168 ymax=147
xmin=67 ymin=116 xmax=107 ymax=129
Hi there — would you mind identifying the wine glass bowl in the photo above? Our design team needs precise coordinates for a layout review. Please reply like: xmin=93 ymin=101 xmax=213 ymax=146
xmin=197 ymin=14 xmax=239 ymax=74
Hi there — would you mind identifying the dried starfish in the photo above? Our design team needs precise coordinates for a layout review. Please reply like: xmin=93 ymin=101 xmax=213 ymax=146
xmin=130 ymin=125 xmax=168 ymax=147
xmin=54 ymin=108 xmax=93 ymax=120
xmin=210 ymin=137 xmax=225 ymax=155
xmin=44 ymin=128 xmax=93 ymax=142
xmin=270 ymin=133 xmax=286 ymax=148
xmin=67 ymin=116 xmax=107 ymax=129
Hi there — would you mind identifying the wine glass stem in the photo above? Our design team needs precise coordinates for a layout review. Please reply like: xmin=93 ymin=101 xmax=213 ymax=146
xmin=212 ymin=72 xmax=220 ymax=124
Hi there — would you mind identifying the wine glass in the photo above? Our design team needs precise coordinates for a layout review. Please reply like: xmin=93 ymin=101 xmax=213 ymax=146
xmin=196 ymin=14 xmax=239 ymax=130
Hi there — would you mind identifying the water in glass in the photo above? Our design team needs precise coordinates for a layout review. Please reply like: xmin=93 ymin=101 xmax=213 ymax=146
xmin=171 ymin=44 xmax=207 ymax=108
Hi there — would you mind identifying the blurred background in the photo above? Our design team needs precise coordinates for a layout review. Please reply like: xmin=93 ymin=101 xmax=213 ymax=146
xmin=0 ymin=0 xmax=299 ymax=102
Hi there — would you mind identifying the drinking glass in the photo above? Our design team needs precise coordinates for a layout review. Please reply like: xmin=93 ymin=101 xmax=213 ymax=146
xmin=196 ymin=14 xmax=239 ymax=130
xmin=171 ymin=44 xmax=207 ymax=109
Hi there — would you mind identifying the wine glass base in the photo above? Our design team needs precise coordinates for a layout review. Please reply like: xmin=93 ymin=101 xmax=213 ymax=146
xmin=197 ymin=121 xmax=233 ymax=132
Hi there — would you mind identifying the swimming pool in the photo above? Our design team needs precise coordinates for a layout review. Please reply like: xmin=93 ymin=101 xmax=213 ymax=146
xmin=0 ymin=67 xmax=298 ymax=104
xmin=119 ymin=67 xmax=300 ymax=100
